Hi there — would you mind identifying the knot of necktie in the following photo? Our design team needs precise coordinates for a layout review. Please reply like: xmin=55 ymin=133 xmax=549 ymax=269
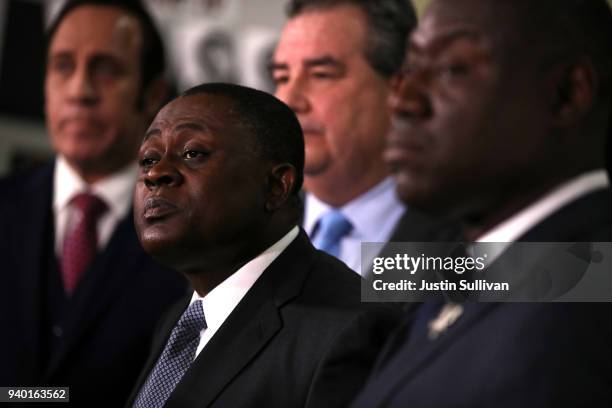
xmin=71 ymin=192 xmax=108 ymax=220
xmin=312 ymin=210 xmax=353 ymax=257
xmin=168 ymin=300 xmax=207 ymax=353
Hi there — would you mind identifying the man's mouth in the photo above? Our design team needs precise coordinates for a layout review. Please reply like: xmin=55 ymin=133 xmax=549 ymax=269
xmin=143 ymin=196 xmax=179 ymax=220
xmin=299 ymin=120 xmax=325 ymax=136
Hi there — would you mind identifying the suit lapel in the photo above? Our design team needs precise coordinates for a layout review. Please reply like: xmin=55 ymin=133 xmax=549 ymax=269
xmin=44 ymin=213 xmax=145 ymax=377
xmin=383 ymin=301 xmax=499 ymax=393
xmin=165 ymin=230 xmax=314 ymax=408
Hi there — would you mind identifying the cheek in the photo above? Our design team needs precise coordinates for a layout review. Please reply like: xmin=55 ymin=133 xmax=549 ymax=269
xmin=99 ymin=79 xmax=141 ymax=119
xmin=44 ymin=86 xmax=61 ymax=128
xmin=132 ymin=184 xmax=149 ymax=238
xmin=132 ymin=183 xmax=146 ymax=214
xmin=100 ymin=104 xmax=146 ymax=151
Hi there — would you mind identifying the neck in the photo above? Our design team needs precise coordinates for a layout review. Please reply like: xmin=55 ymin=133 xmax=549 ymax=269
xmin=181 ymin=221 xmax=295 ymax=297
xmin=305 ymin=166 xmax=388 ymax=207
xmin=68 ymin=160 xmax=133 ymax=185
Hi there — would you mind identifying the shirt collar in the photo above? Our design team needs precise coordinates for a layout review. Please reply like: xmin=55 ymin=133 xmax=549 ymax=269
xmin=304 ymin=177 xmax=404 ymax=238
xmin=53 ymin=155 xmax=138 ymax=219
xmin=189 ymin=226 xmax=299 ymax=334
xmin=477 ymin=169 xmax=610 ymax=243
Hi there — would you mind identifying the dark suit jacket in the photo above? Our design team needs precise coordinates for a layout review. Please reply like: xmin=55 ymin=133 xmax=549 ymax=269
xmin=126 ymin=230 xmax=401 ymax=408
xmin=353 ymin=188 xmax=612 ymax=408
xmin=0 ymin=163 xmax=188 ymax=407
xmin=386 ymin=207 xmax=454 ymax=243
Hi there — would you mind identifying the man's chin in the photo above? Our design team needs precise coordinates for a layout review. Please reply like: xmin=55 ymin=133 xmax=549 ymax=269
xmin=141 ymin=241 xmax=183 ymax=270
xmin=394 ymin=176 xmax=448 ymax=216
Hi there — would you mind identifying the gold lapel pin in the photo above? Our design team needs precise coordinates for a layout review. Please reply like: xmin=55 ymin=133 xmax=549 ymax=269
xmin=428 ymin=303 xmax=464 ymax=340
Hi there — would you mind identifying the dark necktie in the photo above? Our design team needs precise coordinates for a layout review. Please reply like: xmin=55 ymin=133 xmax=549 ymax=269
xmin=312 ymin=210 xmax=353 ymax=257
xmin=133 ymin=300 xmax=207 ymax=408
xmin=61 ymin=192 xmax=107 ymax=295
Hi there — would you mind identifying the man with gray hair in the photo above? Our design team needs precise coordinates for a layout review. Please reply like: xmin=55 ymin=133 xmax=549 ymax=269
xmin=272 ymin=0 xmax=436 ymax=275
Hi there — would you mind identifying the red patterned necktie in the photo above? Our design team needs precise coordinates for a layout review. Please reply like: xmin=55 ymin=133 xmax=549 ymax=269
xmin=61 ymin=192 xmax=108 ymax=295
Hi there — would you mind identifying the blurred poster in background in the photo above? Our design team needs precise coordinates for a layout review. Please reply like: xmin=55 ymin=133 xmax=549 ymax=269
xmin=147 ymin=0 xmax=278 ymax=92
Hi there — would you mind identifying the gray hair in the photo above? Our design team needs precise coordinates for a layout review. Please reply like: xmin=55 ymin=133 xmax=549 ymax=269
xmin=286 ymin=0 xmax=417 ymax=78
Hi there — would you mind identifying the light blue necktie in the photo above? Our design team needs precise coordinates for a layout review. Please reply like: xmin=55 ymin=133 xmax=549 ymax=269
xmin=312 ymin=210 xmax=353 ymax=257
xmin=133 ymin=300 xmax=206 ymax=408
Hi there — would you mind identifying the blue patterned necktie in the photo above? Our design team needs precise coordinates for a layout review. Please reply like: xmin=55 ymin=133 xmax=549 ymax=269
xmin=133 ymin=300 xmax=207 ymax=408
xmin=312 ymin=210 xmax=353 ymax=257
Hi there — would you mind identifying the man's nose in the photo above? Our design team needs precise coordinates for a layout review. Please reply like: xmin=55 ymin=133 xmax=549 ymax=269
xmin=66 ymin=66 xmax=99 ymax=105
xmin=276 ymin=76 xmax=310 ymax=114
xmin=389 ymin=71 xmax=432 ymax=119
xmin=143 ymin=157 xmax=184 ymax=190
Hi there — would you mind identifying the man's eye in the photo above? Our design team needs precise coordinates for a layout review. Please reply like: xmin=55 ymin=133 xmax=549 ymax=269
xmin=437 ymin=62 xmax=470 ymax=79
xmin=139 ymin=157 xmax=158 ymax=168
xmin=93 ymin=60 xmax=122 ymax=79
xmin=272 ymin=74 xmax=289 ymax=85
xmin=311 ymin=71 xmax=336 ymax=80
xmin=50 ymin=59 xmax=74 ymax=75
xmin=183 ymin=150 xmax=205 ymax=160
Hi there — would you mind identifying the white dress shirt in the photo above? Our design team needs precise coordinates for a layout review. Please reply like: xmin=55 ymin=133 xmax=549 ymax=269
xmin=475 ymin=169 xmax=610 ymax=263
xmin=303 ymin=177 xmax=405 ymax=276
xmin=189 ymin=226 xmax=299 ymax=358
xmin=53 ymin=155 xmax=138 ymax=255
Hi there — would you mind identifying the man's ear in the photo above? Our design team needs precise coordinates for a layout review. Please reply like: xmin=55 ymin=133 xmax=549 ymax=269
xmin=550 ymin=57 xmax=598 ymax=128
xmin=265 ymin=163 xmax=297 ymax=212
xmin=143 ymin=77 xmax=169 ymax=119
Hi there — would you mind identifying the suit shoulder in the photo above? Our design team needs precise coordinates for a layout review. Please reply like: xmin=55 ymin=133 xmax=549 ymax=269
xmin=0 ymin=164 xmax=53 ymax=202
xmin=297 ymin=250 xmax=402 ymax=320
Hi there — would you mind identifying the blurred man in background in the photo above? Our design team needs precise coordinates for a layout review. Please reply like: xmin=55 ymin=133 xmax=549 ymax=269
xmin=272 ymin=0 xmax=440 ymax=275
xmin=0 ymin=0 xmax=187 ymax=405
xmin=353 ymin=0 xmax=612 ymax=406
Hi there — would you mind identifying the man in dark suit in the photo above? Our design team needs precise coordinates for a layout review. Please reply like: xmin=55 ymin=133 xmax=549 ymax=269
xmin=271 ymin=0 xmax=438 ymax=275
xmin=353 ymin=0 xmax=612 ymax=406
xmin=0 ymin=1 xmax=187 ymax=405
xmin=126 ymin=83 xmax=400 ymax=408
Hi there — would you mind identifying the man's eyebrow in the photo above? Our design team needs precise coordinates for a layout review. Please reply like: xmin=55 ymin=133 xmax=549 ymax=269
xmin=303 ymin=55 xmax=344 ymax=70
xmin=143 ymin=128 xmax=161 ymax=141
xmin=268 ymin=61 xmax=288 ymax=72
xmin=267 ymin=56 xmax=346 ymax=75
xmin=48 ymin=50 xmax=71 ymax=59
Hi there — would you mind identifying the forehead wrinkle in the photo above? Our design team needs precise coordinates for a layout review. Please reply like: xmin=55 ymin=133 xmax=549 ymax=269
xmin=420 ymin=0 xmax=529 ymax=65
xmin=160 ymin=116 xmax=218 ymax=138
xmin=143 ymin=128 xmax=161 ymax=142
xmin=53 ymin=6 xmax=141 ymax=54
xmin=410 ymin=27 xmax=488 ymax=57
xmin=303 ymin=55 xmax=345 ymax=69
